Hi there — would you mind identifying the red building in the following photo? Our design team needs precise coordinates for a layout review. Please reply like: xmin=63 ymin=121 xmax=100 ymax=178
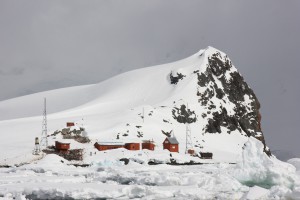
xmin=125 ymin=143 xmax=140 ymax=151
xmin=187 ymin=149 xmax=195 ymax=155
xmin=163 ymin=137 xmax=179 ymax=153
xmin=55 ymin=141 xmax=70 ymax=152
xmin=142 ymin=140 xmax=155 ymax=151
xmin=94 ymin=142 xmax=124 ymax=151
xmin=66 ymin=122 xmax=75 ymax=127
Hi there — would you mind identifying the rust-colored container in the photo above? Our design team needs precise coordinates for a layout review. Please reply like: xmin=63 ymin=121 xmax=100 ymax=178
xmin=142 ymin=140 xmax=155 ymax=151
xmin=124 ymin=143 xmax=140 ymax=151
xmin=55 ymin=141 xmax=70 ymax=151
xmin=187 ymin=149 xmax=195 ymax=155
xmin=94 ymin=142 xmax=124 ymax=151
xmin=66 ymin=122 xmax=75 ymax=127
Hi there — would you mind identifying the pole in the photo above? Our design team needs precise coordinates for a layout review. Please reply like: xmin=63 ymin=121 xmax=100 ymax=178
xmin=40 ymin=98 xmax=48 ymax=148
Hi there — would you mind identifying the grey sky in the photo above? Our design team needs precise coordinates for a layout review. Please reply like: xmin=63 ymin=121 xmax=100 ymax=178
xmin=0 ymin=0 xmax=299 ymax=160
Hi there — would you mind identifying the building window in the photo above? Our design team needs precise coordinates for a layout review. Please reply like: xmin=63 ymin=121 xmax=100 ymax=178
xmin=172 ymin=146 xmax=175 ymax=149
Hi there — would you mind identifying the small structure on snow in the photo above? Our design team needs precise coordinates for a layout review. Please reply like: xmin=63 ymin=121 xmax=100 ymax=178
xmin=163 ymin=137 xmax=179 ymax=153
xmin=94 ymin=142 xmax=143 ymax=151
xmin=94 ymin=142 xmax=124 ymax=151
xmin=200 ymin=152 xmax=213 ymax=159
xmin=125 ymin=143 xmax=140 ymax=151
xmin=66 ymin=122 xmax=75 ymax=127
xmin=187 ymin=149 xmax=195 ymax=155
xmin=142 ymin=140 xmax=155 ymax=151
xmin=32 ymin=137 xmax=40 ymax=155
xmin=55 ymin=141 xmax=70 ymax=153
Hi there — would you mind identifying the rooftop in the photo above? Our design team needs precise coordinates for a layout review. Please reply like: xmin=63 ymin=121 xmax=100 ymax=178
xmin=166 ymin=137 xmax=179 ymax=144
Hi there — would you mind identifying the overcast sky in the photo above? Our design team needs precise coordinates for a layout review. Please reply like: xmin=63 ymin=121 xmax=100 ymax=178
xmin=0 ymin=0 xmax=299 ymax=160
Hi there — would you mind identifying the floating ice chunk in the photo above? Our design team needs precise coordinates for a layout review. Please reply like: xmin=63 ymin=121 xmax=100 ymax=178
xmin=233 ymin=137 xmax=296 ymax=189
xmin=242 ymin=186 xmax=269 ymax=200
xmin=268 ymin=185 xmax=292 ymax=199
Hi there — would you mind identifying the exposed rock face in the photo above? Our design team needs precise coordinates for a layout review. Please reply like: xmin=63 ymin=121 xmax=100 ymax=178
xmin=170 ymin=72 xmax=186 ymax=85
xmin=171 ymin=49 xmax=270 ymax=155
xmin=172 ymin=105 xmax=197 ymax=124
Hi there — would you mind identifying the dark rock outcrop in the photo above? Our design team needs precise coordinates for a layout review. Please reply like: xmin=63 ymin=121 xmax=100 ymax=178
xmin=172 ymin=105 xmax=197 ymax=124
xmin=170 ymin=72 xmax=186 ymax=85
xmin=195 ymin=51 xmax=270 ymax=155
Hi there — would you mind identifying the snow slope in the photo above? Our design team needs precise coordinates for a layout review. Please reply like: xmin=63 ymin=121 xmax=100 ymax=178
xmin=1 ymin=46 xmax=300 ymax=199
xmin=0 ymin=46 xmax=265 ymax=165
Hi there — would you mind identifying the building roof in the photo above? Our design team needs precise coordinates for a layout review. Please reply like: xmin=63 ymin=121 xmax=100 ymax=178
xmin=125 ymin=142 xmax=140 ymax=145
xmin=142 ymin=140 xmax=154 ymax=143
xmin=165 ymin=137 xmax=179 ymax=144
xmin=55 ymin=140 xmax=70 ymax=144
xmin=96 ymin=142 xmax=125 ymax=146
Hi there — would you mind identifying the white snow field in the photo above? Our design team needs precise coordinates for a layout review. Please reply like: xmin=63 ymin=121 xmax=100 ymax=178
xmin=0 ymin=46 xmax=300 ymax=199
xmin=0 ymin=138 xmax=300 ymax=199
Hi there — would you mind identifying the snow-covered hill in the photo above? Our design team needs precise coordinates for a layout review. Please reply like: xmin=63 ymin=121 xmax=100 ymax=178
xmin=0 ymin=46 xmax=269 ymax=165
xmin=1 ymin=46 xmax=300 ymax=199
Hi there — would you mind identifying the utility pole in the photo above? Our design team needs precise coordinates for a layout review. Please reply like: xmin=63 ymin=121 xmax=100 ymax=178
xmin=185 ymin=103 xmax=193 ymax=154
xmin=185 ymin=123 xmax=193 ymax=153
xmin=40 ymin=98 xmax=48 ymax=148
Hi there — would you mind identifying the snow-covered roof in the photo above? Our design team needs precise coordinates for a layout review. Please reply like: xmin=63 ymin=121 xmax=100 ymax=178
xmin=97 ymin=142 xmax=124 ymax=146
xmin=55 ymin=140 xmax=70 ymax=144
xmin=166 ymin=137 xmax=179 ymax=144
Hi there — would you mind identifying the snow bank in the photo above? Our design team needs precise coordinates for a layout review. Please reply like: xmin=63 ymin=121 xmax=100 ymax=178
xmin=17 ymin=154 xmax=73 ymax=173
xmin=233 ymin=137 xmax=296 ymax=189
xmin=91 ymin=159 xmax=125 ymax=167
xmin=242 ymin=186 xmax=270 ymax=200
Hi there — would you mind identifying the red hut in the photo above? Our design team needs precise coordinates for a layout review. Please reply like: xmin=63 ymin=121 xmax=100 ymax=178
xmin=125 ymin=143 xmax=140 ymax=151
xmin=66 ymin=122 xmax=75 ymax=127
xmin=163 ymin=137 xmax=179 ymax=153
xmin=187 ymin=149 xmax=195 ymax=155
xmin=142 ymin=140 xmax=155 ymax=151
xmin=55 ymin=141 xmax=70 ymax=152
xmin=94 ymin=142 xmax=124 ymax=151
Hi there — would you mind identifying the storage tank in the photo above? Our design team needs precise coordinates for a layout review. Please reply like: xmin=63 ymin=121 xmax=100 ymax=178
xmin=35 ymin=137 xmax=39 ymax=145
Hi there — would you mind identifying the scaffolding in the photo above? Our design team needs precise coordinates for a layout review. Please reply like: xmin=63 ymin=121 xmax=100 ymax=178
xmin=185 ymin=123 xmax=193 ymax=154
xmin=40 ymin=98 xmax=48 ymax=148
xmin=185 ymin=103 xmax=194 ymax=154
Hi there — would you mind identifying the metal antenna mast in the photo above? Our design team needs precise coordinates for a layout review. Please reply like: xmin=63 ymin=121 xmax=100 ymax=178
xmin=185 ymin=103 xmax=193 ymax=154
xmin=185 ymin=123 xmax=193 ymax=153
xmin=40 ymin=98 xmax=48 ymax=148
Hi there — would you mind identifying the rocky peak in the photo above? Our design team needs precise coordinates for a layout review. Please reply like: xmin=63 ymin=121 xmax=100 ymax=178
xmin=171 ymin=47 xmax=270 ymax=155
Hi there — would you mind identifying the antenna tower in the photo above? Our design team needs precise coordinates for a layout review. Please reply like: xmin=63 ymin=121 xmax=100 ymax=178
xmin=185 ymin=123 xmax=193 ymax=153
xmin=40 ymin=98 xmax=48 ymax=148
xmin=185 ymin=103 xmax=193 ymax=153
